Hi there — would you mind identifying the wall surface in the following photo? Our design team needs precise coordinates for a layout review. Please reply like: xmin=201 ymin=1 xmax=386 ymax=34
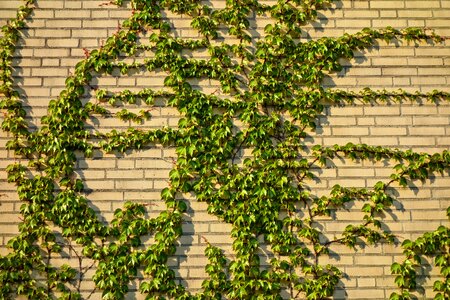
xmin=0 ymin=0 xmax=449 ymax=299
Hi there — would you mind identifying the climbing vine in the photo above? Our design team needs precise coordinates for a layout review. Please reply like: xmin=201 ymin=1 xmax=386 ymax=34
xmin=0 ymin=0 xmax=449 ymax=299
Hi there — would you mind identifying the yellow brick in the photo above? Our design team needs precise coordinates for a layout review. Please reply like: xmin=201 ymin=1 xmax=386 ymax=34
xmin=409 ymin=127 xmax=445 ymax=136
xmin=64 ymin=2 xmax=82 ymax=8
xmin=46 ymin=19 xmax=82 ymax=28
xmin=71 ymin=29 xmax=109 ymax=38
xmin=379 ymin=10 xmax=398 ymax=18
xmin=360 ymin=137 xmax=399 ymax=146
xmin=136 ymin=76 xmax=165 ymax=86
xmin=116 ymin=160 xmax=135 ymax=169
xmin=382 ymin=68 xmax=417 ymax=76
xmin=357 ymin=278 xmax=376 ymax=287
xmin=400 ymin=136 xmax=436 ymax=146
xmin=163 ymin=148 xmax=177 ymax=158
xmin=109 ymin=10 xmax=132 ymax=18
xmin=144 ymin=170 xmax=170 ymax=179
xmin=327 ymin=106 xmax=364 ymax=116
xmin=322 ymin=137 xmax=361 ymax=146
xmin=398 ymin=10 xmax=432 ymax=18
xmin=209 ymin=222 xmax=233 ymax=233
xmin=357 ymin=117 xmax=375 ymax=125
xmin=22 ymin=87 xmax=50 ymax=97
xmin=414 ymin=116 xmax=449 ymax=125
xmin=331 ymin=211 xmax=366 ymax=222
xmin=347 ymin=288 xmax=387 ymax=299
xmin=345 ymin=266 xmax=386 ymax=278
xmin=0 ymin=1 xmax=23 ymax=9
xmin=332 ymin=127 xmax=369 ymax=136
xmin=17 ymin=77 xmax=42 ymax=86
xmin=318 ymin=255 xmax=354 ymax=266
xmin=306 ymin=28 xmax=344 ymax=38
xmin=138 ymin=159 xmax=172 ymax=169
xmin=106 ymin=170 xmax=143 ymax=178
xmin=47 ymin=38 xmax=79 ymax=48
xmin=0 ymin=224 xmax=21 ymax=235
xmin=434 ymin=10 xmax=450 ymax=18
xmin=352 ymin=1 xmax=369 ymax=9
xmin=182 ymin=223 xmax=209 ymax=234
xmin=338 ymin=168 xmax=375 ymax=177
xmin=401 ymin=105 xmax=438 ymax=115
xmin=357 ymin=77 xmax=393 ymax=86
xmin=115 ymin=180 xmax=152 ymax=189
xmin=200 ymin=234 xmax=233 ymax=245
xmin=76 ymin=170 xmax=105 ymax=179
xmin=175 ymin=245 xmax=207 ymax=256
xmin=122 ymin=191 xmax=162 ymax=201
xmin=372 ymin=19 xmax=407 ymax=28
xmin=372 ymin=57 xmax=408 ymax=66
xmin=42 ymin=58 xmax=60 ymax=66
xmin=323 ymin=76 xmax=357 ymax=86
xmin=410 ymin=210 xmax=448 ymax=221
xmin=370 ymin=1 xmax=404 ymax=8
xmin=182 ymin=279 xmax=204 ymax=290
xmin=82 ymin=20 xmax=118 ymax=28
xmin=418 ymin=67 xmax=450 ymax=76
xmin=428 ymin=177 xmax=450 ymax=188
xmin=60 ymin=58 xmax=84 ymax=67
xmin=54 ymin=10 xmax=91 ymax=18
xmin=432 ymin=188 xmax=450 ymax=198
xmin=77 ymin=159 xmax=116 ymax=169
xmin=335 ymin=19 xmax=371 ymax=28
xmin=415 ymin=47 xmax=450 ymax=57
xmin=179 ymin=256 xmax=210 ymax=268
xmin=403 ymin=221 xmax=445 ymax=232
xmin=405 ymin=1 xmax=440 ymax=8
xmin=188 ymin=268 xmax=207 ymax=279
xmin=408 ymin=57 xmax=444 ymax=66
xmin=84 ymin=180 xmax=115 ymax=190
xmin=346 ymin=67 xmax=382 ymax=76
xmin=0 ymin=213 xmax=20 ymax=223
xmin=343 ymin=10 xmax=379 ymax=18
xmin=35 ymin=1 xmax=64 ymax=8
xmin=34 ymin=47 xmax=71 ymax=57
xmin=407 ymin=20 xmax=425 ymax=27
xmin=370 ymin=127 xmax=407 ymax=136
xmin=364 ymin=106 xmax=400 ymax=116
xmin=411 ymin=77 xmax=446 ymax=86
xmin=354 ymin=255 xmax=393 ymax=266
xmin=153 ymin=180 xmax=169 ymax=189
xmin=81 ymin=0 xmax=112 ymax=8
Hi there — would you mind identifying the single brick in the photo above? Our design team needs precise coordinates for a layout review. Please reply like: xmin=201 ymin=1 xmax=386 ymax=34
xmin=54 ymin=10 xmax=90 ymax=18
xmin=370 ymin=1 xmax=405 ymax=9
xmin=354 ymin=255 xmax=393 ymax=266
xmin=371 ymin=57 xmax=408 ymax=66
xmin=47 ymin=38 xmax=79 ymax=48
xmin=409 ymin=127 xmax=445 ymax=136
xmin=405 ymin=1 xmax=440 ymax=8
xmin=31 ymin=67 xmax=69 ymax=77
xmin=398 ymin=10 xmax=432 ymax=18
xmin=370 ymin=127 xmax=407 ymax=136
xmin=46 ymin=19 xmax=82 ymax=28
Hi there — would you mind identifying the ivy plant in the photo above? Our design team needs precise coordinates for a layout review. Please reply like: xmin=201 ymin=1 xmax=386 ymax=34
xmin=0 ymin=0 xmax=449 ymax=299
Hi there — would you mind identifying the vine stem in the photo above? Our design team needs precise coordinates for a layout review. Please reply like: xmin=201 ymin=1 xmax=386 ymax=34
xmin=46 ymin=246 xmax=52 ymax=295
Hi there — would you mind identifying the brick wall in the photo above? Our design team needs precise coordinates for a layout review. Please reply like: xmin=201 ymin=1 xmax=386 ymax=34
xmin=0 ymin=0 xmax=449 ymax=299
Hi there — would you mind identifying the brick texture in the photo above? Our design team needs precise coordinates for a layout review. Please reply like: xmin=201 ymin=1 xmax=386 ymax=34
xmin=0 ymin=0 xmax=449 ymax=299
